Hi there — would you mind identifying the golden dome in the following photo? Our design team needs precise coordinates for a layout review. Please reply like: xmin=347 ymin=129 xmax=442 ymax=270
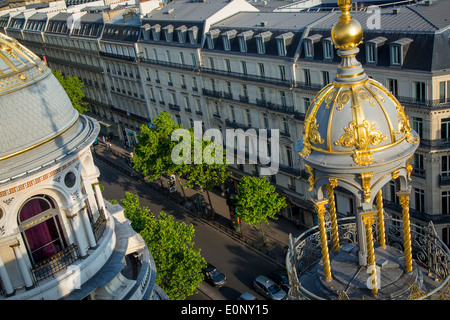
xmin=331 ymin=0 xmax=363 ymax=51
xmin=296 ymin=0 xmax=419 ymax=168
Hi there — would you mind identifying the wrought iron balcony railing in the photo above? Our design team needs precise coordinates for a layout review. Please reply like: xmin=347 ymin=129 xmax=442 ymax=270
xmin=31 ymin=244 xmax=81 ymax=283
xmin=286 ymin=216 xmax=450 ymax=300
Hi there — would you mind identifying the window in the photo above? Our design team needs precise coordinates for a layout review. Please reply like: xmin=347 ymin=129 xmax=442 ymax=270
xmin=259 ymin=87 xmax=266 ymax=101
xmin=413 ymin=153 xmax=424 ymax=177
xmin=258 ymin=63 xmax=265 ymax=77
xmin=443 ymin=227 xmax=450 ymax=249
xmin=283 ymin=118 xmax=289 ymax=135
xmin=230 ymin=105 xmax=236 ymax=122
xmin=226 ymin=81 xmax=232 ymax=96
xmin=443 ymin=191 xmax=450 ymax=215
xmin=209 ymin=57 xmax=215 ymax=69
xmin=18 ymin=196 xmax=67 ymax=265
xmin=242 ymin=84 xmax=248 ymax=99
xmin=414 ymin=188 xmax=425 ymax=213
xmin=188 ymin=26 xmax=198 ymax=44
xmin=442 ymin=155 xmax=450 ymax=176
xmin=241 ymin=61 xmax=247 ymax=75
xmin=246 ymin=109 xmax=252 ymax=127
xmin=442 ymin=118 xmax=450 ymax=140
xmin=225 ymin=59 xmax=232 ymax=73
xmin=280 ymin=91 xmax=287 ymax=107
xmin=304 ymin=69 xmax=311 ymax=85
xmin=440 ymin=81 xmax=450 ymax=103
xmin=323 ymin=39 xmax=333 ymax=60
xmin=389 ymin=180 xmax=399 ymax=204
xmin=391 ymin=45 xmax=401 ymax=65
xmin=387 ymin=78 xmax=398 ymax=96
xmin=279 ymin=65 xmax=286 ymax=81
xmin=415 ymin=81 xmax=426 ymax=102
xmin=412 ymin=117 xmax=423 ymax=137
xmin=321 ymin=71 xmax=330 ymax=86
xmin=179 ymin=52 xmax=185 ymax=65
xmin=305 ymin=40 xmax=313 ymax=58
xmin=303 ymin=97 xmax=311 ymax=112
xmin=192 ymin=77 xmax=198 ymax=91
xmin=263 ymin=113 xmax=269 ymax=128
xmin=286 ymin=145 xmax=293 ymax=167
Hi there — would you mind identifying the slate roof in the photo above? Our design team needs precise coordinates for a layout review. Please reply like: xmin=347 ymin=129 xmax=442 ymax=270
xmin=143 ymin=0 xmax=233 ymax=21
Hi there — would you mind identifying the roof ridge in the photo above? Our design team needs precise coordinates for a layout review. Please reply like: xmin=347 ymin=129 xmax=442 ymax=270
xmin=405 ymin=4 xmax=439 ymax=31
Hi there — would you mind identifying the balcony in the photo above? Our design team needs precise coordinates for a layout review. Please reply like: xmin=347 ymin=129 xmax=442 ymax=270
xmin=31 ymin=244 xmax=81 ymax=283
xmin=286 ymin=216 xmax=450 ymax=300
xmin=397 ymin=96 xmax=450 ymax=109
xmin=99 ymin=51 xmax=137 ymax=62
xmin=441 ymin=174 xmax=450 ymax=186
xmin=201 ymin=67 xmax=292 ymax=88
xmin=139 ymin=57 xmax=198 ymax=72
xmin=420 ymin=138 xmax=450 ymax=150
xmin=169 ymin=103 xmax=181 ymax=112
xmin=202 ymin=88 xmax=223 ymax=99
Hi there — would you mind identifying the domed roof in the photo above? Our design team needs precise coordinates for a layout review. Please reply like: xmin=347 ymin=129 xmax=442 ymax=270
xmin=298 ymin=75 xmax=419 ymax=167
xmin=296 ymin=2 xmax=419 ymax=168
xmin=0 ymin=33 xmax=79 ymax=161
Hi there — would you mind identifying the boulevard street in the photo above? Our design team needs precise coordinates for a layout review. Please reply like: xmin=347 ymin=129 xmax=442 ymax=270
xmin=95 ymin=159 xmax=284 ymax=300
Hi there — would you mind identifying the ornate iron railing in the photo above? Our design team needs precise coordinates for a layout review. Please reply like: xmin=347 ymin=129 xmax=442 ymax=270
xmin=286 ymin=215 xmax=450 ymax=300
xmin=31 ymin=244 xmax=80 ymax=283
xmin=93 ymin=208 xmax=107 ymax=243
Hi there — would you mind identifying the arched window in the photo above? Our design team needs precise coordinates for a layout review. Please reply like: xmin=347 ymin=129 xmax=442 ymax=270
xmin=18 ymin=195 xmax=67 ymax=265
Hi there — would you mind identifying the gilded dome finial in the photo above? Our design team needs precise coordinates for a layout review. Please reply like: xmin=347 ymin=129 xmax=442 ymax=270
xmin=331 ymin=0 xmax=363 ymax=51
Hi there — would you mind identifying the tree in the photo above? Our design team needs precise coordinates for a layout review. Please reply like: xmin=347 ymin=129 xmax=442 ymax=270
xmin=120 ymin=192 xmax=151 ymax=233
xmin=132 ymin=112 xmax=187 ymax=199
xmin=52 ymin=70 xmax=88 ymax=114
xmin=235 ymin=176 xmax=287 ymax=245
xmin=140 ymin=211 xmax=206 ymax=300
xmin=118 ymin=192 xmax=206 ymax=300
xmin=179 ymin=130 xmax=231 ymax=217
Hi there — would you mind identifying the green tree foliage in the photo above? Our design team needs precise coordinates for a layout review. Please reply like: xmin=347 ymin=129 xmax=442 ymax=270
xmin=119 ymin=192 xmax=206 ymax=300
xmin=235 ymin=176 xmax=287 ymax=244
xmin=140 ymin=212 xmax=206 ymax=300
xmin=121 ymin=192 xmax=150 ymax=233
xmin=52 ymin=70 xmax=88 ymax=114
xmin=132 ymin=112 xmax=182 ymax=180
xmin=179 ymin=129 xmax=232 ymax=215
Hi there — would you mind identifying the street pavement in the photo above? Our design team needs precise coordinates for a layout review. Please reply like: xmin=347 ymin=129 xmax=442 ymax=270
xmin=92 ymin=137 xmax=306 ymax=294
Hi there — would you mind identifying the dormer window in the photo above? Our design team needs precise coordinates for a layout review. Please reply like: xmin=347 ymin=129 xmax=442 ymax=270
xmin=163 ymin=24 xmax=173 ymax=42
xmin=322 ymin=37 xmax=333 ymax=60
xmin=141 ymin=24 xmax=151 ymax=40
xmin=176 ymin=25 xmax=187 ymax=43
xmin=221 ymin=29 xmax=237 ymax=51
xmin=188 ymin=26 xmax=198 ymax=44
xmin=304 ymin=34 xmax=322 ymax=58
xmin=237 ymin=30 xmax=254 ymax=53
xmin=276 ymin=32 xmax=294 ymax=57
xmin=365 ymin=37 xmax=387 ymax=64
xmin=206 ymin=29 xmax=220 ymax=49
xmin=390 ymin=38 xmax=413 ymax=66
xmin=255 ymin=31 xmax=272 ymax=54
xmin=151 ymin=24 xmax=161 ymax=41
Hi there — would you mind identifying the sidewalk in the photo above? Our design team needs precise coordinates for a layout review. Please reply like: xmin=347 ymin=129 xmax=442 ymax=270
xmin=92 ymin=137 xmax=306 ymax=267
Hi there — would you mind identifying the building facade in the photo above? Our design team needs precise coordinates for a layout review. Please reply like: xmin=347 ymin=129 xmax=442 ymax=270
xmin=2 ymin=0 xmax=450 ymax=247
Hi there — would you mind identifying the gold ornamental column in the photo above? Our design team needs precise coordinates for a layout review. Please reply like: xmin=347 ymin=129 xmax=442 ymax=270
xmin=376 ymin=190 xmax=386 ymax=248
xmin=314 ymin=199 xmax=332 ymax=281
xmin=361 ymin=211 xmax=378 ymax=295
xmin=397 ymin=191 xmax=413 ymax=273
xmin=326 ymin=179 xmax=340 ymax=252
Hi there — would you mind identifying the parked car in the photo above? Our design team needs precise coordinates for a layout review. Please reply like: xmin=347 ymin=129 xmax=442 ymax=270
xmin=269 ymin=269 xmax=290 ymax=292
xmin=238 ymin=292 xmax=258 ymax=300
xmin=253 ymin=275 xmax=286 ymax=300
xmin=202 ymin=263 xmax=227 ymax=287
